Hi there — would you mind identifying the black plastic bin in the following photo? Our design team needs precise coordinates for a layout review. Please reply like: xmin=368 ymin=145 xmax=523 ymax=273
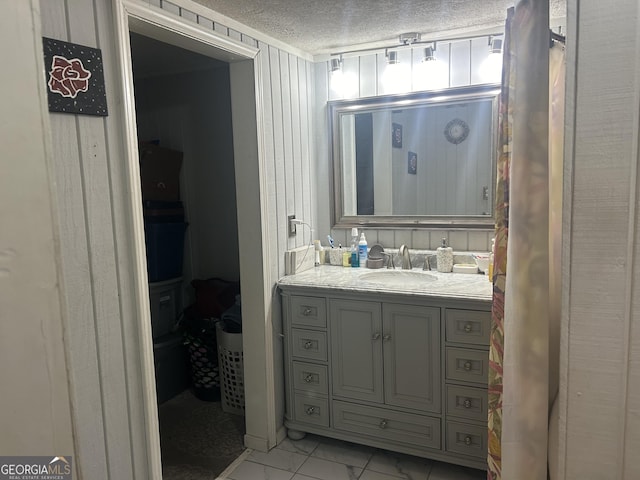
xmin=144 ymin=221 xmax=188 ymax=282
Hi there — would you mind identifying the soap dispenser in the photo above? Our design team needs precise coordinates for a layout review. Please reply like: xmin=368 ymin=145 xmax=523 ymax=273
xmin=436 ymin=238 xmax=453 ymax=273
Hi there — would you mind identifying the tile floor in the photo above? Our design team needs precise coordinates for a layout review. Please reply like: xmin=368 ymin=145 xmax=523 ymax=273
xmin=218 ymin=434 xmax=486 ymax=480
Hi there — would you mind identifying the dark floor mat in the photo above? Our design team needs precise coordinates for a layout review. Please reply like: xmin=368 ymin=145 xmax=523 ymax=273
xmin=159 ymin=390 xmax=245 ymax=479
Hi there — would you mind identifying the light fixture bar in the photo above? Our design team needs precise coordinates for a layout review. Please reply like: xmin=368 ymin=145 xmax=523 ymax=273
xmin=330 ymin=31 xmax=503 ymax=58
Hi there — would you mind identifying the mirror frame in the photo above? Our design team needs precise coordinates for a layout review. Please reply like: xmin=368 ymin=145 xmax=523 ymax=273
xmin=328 ymin=84 xmax=501 ymax=229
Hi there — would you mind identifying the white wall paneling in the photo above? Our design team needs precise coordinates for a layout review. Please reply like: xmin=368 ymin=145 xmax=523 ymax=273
xmin=558 ymin=0 xmax=640 ymax=478
xmin=0 ymin=0 xmax=76 ymax=471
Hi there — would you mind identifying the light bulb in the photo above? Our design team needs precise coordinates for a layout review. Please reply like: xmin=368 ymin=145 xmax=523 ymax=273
xmin=479 ymin=51 xmax=503 ymax=84
xmin=330 ymin=69 xmax=358 ymax=98
xmin=413 ymin=58 xmax=448 ymax=90
xmin=382 ymin=62 xmax=411 ymax=94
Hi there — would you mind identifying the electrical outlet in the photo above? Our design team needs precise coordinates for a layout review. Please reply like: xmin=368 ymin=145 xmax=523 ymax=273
xmin=288 ymin=215 xmax=297 ymax=237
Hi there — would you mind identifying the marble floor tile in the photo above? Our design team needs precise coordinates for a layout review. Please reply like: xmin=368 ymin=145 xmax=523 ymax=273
xmin=247 ymin=448 xmax=308 ymax=472
xmin=428 ymin=462 xmax=486 ymax=480
xmin=310 ymin=437 xmax=374 ymax=468
xmin=297 ymin=456 xmax=363 ymax=480
xmin=226 ymin=460 xmax=294 ymax=480
xmin=365 ymin=450 xmax=432 ymax=480
xmin=275 ymin=435 xmax=320 ymax=456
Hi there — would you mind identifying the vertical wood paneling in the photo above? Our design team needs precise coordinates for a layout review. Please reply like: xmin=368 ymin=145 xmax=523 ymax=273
xmin=289 ymin=56 xmax=303 ymax=247
xmin=450 ymin=40 xmax=471 ymax=87
xmin=39 ymin=1 xmax=108 ymax=478
xmin=279 ymin=51 xmax=296 ymax=250
xmin=268 ymin=46 xmax=289 ymax=273
xmin=299 ymin=59 xmax=312 ymax=231
xmin=258 ymin=42 xmax=279 ymax=279
xmin=359 ymin=54 xmax=377 ymax=97
xmin=562 ymin=1 xmax=640 ymax=478
xmin=64 ymin=0 xmax=133 ymax=477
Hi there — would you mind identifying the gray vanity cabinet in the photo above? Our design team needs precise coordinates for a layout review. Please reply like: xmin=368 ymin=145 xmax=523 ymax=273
xmin=329 ymin=300 xmax=440 ymax=411
xmin=329 ymin=299 xmax=383 ymax=403
xmin=281 ymin=287 xmax=490 ymax=471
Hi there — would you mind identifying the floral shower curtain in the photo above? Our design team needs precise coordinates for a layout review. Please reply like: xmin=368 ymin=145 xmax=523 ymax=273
xmin=488 ymin=1 xmax=565 ymax=479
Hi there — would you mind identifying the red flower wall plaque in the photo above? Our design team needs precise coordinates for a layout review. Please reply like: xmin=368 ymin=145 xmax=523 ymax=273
xmin=42 ymin=37 xmax=108 ymax=116
xmin=48 ymin=55 xmax=92 ymax=99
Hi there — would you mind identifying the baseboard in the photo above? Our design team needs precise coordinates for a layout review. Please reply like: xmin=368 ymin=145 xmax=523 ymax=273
xmin=276 ymin=425 xmax=287 ymax=445
xmin=243 ymin=433 xmax=270 ymax=452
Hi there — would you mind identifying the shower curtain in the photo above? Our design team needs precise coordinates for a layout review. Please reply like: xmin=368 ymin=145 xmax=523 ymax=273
xmin=487 ymin=1 xmax=565 ymax=479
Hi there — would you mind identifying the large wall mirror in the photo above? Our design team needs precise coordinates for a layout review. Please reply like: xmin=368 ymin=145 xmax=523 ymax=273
xmin=329 ymin=85 xmax=500 ymax=229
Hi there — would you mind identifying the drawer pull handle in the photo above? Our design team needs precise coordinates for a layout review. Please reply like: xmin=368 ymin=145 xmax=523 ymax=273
xmin=305 ymin=406 xmax=316 ymax=415
xmin=303 ymin=308 xmax=313 ymax=316
xmin=464 ymin=323 xmax=472 ymax=333
xmin=379 ymin=419 xmax=388 ymax=429
xmin=304 ymin=340 xmax=314 ymax=349
xmin=464 ymin=435 xmax=472 ymax=446
xmin=304 ymin=374 xmax=314 ymax=383
xmin=372 ymin=332 xmax=381 ymax=341
xmin=383 ymin=334 xmax=392 ymax=342
xmin=463 ymin=398 xmax=472 ymax=409
xmin=463 ymin=361 xmax=472 ymax=371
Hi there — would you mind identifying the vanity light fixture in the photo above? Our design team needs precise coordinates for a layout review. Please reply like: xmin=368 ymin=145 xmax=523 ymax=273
xmin=422 ymin=44 xmax=436 ymax=62
xmin=489 ymin=36 xmax=503 ymax=54
xmin=480 ymin=35 xmax=504 ymax=83
xmin=415 ymin=43 xmax=447 ymax=90
xmin=330 ymin=54 xmax=357 ymax=98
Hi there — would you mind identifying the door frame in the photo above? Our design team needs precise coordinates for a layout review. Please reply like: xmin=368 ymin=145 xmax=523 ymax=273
xmin=112 ymin=1 xmax=276 ymax=475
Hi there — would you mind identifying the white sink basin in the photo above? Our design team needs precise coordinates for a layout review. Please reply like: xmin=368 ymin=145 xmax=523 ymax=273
xmin=360 ymin=270 xmax=438 ymax=284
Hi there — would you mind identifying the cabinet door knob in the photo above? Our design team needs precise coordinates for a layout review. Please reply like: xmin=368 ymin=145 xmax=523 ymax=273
xmin=463 ymin=398 xmax=472 ymax=408
xmin=305 ymin=406 xmax=316 ymax=415
xmin=464 ymin=435 xmax=472 ymax=446
xmin=304 ymin=374 xmax=314 ymax=383
xmin=372 ymin=332 xmax=381 ymax=341
xmin=463 ymin=361 xmax=472 ymax=371
xmin=379 ymin=419 xmax=388 ymax=429
xmin=303 ymin=307 xmax=313 ymax=316
xmin=304 ymin=340 xmax=313 ymax=349
xmin=464 ymin=323 xmax=472 ymax=333
xmin=383 ymin=334 xmax=391 ymax=342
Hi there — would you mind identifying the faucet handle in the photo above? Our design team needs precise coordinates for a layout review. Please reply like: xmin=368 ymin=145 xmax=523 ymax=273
xmin=381 ymin=252 xmax=395 ymax=269
xmin=423 ymin=255 xmax=434 ymax=271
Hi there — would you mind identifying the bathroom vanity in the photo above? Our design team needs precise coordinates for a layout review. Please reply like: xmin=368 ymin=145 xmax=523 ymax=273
xmin=279 ymin=266 xmax=492 ymax=470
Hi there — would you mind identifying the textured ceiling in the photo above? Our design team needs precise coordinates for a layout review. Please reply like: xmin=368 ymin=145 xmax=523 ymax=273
xmin=194 ymin=0 xmax=566 ymax=55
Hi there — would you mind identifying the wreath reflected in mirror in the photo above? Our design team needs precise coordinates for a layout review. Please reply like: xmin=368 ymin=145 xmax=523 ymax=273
xmin=444 ymin=118 xmax=470 ymax=145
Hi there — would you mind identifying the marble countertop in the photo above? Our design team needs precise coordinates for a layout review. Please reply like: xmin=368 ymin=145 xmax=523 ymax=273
xmin=278 ymin=265 xmax=493 ymax=302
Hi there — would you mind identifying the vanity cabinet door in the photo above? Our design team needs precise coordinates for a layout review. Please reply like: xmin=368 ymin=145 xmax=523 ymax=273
xmin=383 ymin=304 xmax=441 ymax=413
xmin=330 ymin=299 xmax=384 ymax=403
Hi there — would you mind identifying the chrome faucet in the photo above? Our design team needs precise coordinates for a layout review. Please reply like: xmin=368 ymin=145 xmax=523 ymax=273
xmin=398 ymin=245 xmax=412 ymax=270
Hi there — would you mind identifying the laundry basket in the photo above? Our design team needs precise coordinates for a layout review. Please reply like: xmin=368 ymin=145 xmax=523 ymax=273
xmin=216 ymin=312 xmax=244 ymax=415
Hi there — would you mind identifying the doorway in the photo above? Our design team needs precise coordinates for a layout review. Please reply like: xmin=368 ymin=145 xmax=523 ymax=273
xmin=113 ymin=2 xmax=279 ymax=478
xmin=129 ymin=31 xmax=245 ymax=477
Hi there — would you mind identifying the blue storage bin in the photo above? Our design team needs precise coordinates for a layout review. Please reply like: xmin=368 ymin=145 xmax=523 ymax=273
xmin=144 ymin=222 xmax=188 ymax=282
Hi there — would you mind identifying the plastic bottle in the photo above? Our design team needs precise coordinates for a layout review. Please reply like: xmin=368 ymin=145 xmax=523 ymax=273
xmin=358 ymin=232 xmax=368 ymax=267
xmin=488 ymin=238 xmax=495 ymax=281
xmin=436 ymin=238 xmax=454 ymax=272
xmin=350 ymin=227 xmax=359 ymax=267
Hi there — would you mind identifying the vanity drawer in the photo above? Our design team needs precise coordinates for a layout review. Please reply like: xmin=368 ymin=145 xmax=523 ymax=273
xmin=445 ymin=385 xmax=488 ymax=422
xmin=291 ymin=329 xmax=327 ymax=362
xmin=294 ymin=394 xmax=330 ymax=427
xmin=445 ymin=309 xmax=490 ymax=346
xmin=290 ymin=296 xmax=327 ymax=328
xmin=446 ymin=348 xmax=488 ymax=385
xmin=292 ymin=361 xmax=328 ymax=395
xmin=445 ymin=421 xmax=487 ymax=459
xmin=332 ymin=400 xmax=441 ymax=450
